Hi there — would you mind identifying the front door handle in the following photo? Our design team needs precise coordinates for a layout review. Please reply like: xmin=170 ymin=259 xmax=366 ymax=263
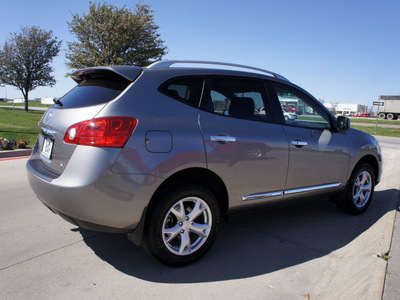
xmin=210 ymin=135 xmax=236 ymax=143
xmin=291 ymin=140 xmax=308 ymax=148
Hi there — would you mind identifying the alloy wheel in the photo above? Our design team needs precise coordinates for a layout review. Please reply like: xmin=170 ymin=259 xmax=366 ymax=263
xmin=162 ymin=197 xmax=212 ymax=256
xmin=352 ymin=170 xmax=372 ymax=208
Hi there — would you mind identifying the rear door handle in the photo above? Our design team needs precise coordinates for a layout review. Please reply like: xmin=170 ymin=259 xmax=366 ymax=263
xmin=291 ymin=140 xmax=308 ymax=147
xmin=210 ymin=136 xmax=236 ymax=143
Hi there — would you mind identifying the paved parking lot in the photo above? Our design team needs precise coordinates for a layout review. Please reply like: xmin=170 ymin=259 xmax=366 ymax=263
xmin=0 ymin=137 xmax=399 ymax=300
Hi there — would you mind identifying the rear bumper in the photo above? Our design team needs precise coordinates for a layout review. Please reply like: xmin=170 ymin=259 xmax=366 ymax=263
xmin=45 ymin=202 xmax=132 ymax=233
xmin=26 ymin=147 xmax=160 ymax=231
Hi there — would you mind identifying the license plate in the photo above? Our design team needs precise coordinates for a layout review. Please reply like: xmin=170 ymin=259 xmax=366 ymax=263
xmin=41 ymin=138 xmax=54 ymax=160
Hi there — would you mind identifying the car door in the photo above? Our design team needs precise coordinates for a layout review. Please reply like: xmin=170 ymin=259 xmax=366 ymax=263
xmin=199 ymin=77 xmax=289 ymax=210
xmin=269 ymin=82 xmax=350 ymax=194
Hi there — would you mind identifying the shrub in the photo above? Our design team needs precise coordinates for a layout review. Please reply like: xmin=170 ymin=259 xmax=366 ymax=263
xmin=0 ymin=137 xmax=13 ymax=150
xmin=17 ymin=139 xmax=28 ymax=149
xmin=0 ymin=137 xmax=28 ymax=150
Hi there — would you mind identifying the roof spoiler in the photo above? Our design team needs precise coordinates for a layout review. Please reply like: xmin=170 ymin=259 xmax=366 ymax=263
xmin=71 ymin=66 xmax=142 ymax=84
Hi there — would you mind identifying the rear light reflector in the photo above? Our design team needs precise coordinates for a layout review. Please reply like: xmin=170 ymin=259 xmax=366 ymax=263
xmin=64 ymin=117 xmax=137 ymax=148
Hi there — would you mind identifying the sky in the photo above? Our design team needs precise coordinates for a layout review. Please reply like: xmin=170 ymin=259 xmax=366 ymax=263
xmin=0 ymin=0 xmax=399 ymax=106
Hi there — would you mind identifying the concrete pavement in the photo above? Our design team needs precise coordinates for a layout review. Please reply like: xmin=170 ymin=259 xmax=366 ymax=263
xmin=383 ymin=196 xmax=400 ymax=300
xmin=381 ymin=135 xmax=400 ymax=300
xmin=0 ymin=105 xmax=49 ymax=111
xmin=0 ymin=138 xmax=399 ymax=299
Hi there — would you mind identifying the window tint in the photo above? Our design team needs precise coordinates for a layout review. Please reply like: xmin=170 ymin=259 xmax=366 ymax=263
xmin=160 ymin=78 xmax=203 ymax=107
xmin=273 ymin=84 xmax=330 ymax=129
xmin=55 ymin=79 xmax=128 ymax=108
xmin=206 ymin=78 xmax=271 ymax=122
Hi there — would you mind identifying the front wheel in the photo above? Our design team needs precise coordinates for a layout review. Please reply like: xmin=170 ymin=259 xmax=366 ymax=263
xmin=147 ymin=185 xmax=221 ymax=266
xmin=338 ymin=163 xmax=375 ymax=214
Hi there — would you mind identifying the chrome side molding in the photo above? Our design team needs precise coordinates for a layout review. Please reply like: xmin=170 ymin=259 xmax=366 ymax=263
xmin=242 ymin=183 xmax=341 ymax=201
xmin=284 ymin=183 xmax=341 ymax=195
xmin=242 ymin=191 xmax=283 ymax=201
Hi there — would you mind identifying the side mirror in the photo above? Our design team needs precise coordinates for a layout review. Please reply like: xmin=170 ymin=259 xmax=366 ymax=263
xmin=337 ymin=116 xmax=350 ymax=131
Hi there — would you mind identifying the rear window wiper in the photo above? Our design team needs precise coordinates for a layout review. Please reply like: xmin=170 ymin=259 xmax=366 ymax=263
xmin=53 ymin=98 xmax=63 ymax=107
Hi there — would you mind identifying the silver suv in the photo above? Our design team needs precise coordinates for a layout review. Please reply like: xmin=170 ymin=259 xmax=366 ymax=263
xmin=27 ymin=61 xmax=382 ymax=266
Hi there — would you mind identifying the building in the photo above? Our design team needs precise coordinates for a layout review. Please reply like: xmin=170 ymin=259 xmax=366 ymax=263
xmin=323 ymin=103 xmax=368 ymax=116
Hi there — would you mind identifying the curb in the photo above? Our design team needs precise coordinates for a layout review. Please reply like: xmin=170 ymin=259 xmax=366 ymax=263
xmin=383 ymin=193 xmax=400 ymax=300
xmin=0 ymin=149 xmax=32 ymax=159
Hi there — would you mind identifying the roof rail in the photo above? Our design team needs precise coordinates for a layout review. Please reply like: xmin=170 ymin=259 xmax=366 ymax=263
xmin=147 ymin=60 xmax=289 ymax=82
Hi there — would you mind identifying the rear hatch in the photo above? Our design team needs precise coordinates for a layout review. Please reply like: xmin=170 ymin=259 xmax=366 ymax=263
xmin=30 ymin=66 xmax=142 ymax=179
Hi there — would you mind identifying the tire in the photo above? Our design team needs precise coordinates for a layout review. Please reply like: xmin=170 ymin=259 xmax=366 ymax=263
xmin=147 ymin=185 xmax=221 ymax=266
xmin=378 ymin=113 xmax=386 ymax=119
xmin=387 ymin=113 xmax=394 ymax=120
xmin=338 ymin=163 xmax=375 ymax=214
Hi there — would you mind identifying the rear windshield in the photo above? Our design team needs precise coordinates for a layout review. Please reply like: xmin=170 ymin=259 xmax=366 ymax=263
xmin=54 ymin=79 xmax=130 ymax=108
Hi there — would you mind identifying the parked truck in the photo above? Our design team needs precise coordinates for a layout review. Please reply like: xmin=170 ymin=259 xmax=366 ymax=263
xmin=378 ymin=96 xmax=400 ymax=120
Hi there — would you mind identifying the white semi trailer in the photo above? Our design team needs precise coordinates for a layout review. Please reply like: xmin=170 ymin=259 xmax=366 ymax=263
xmin=378 ymin=96 xmax=400 ymax=120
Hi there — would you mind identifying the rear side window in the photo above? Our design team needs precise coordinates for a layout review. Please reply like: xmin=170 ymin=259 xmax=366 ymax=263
xmin=203 ymin=77 xmax=272 ymax=122
xmin=159 ymin=78 xmax=204 ymax=107
xmin=55 ymin=77 xmax=131 ymax=109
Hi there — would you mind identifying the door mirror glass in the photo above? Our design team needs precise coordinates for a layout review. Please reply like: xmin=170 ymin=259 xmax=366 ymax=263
xmin=337 ymin=116 xmax=350 ymax=130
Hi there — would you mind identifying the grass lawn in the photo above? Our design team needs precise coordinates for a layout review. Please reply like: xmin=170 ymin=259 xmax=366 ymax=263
xmin=0 ymin=107 xmax=44 ymax=148
xmin=352 ymin=125 xmax=400 ymax=138
xmin=349 ymin=118 xmax=400 ymax=125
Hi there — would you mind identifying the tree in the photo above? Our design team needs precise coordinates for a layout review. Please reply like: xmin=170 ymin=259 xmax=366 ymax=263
xmin=0 ymin=26 xmax=61 ymax=112
xmin=66 ymin=1 xmax=167 ymax=69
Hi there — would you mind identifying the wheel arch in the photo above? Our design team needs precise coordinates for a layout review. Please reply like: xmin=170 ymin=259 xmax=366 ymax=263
xmin=352 ymin=154 xmax=380 ymax=185
xmin=145 ymin=167 xmax=229 ymax=230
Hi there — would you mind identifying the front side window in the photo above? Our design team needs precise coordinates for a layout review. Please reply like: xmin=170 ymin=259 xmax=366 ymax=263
xmin=204 ymin=77 xmax=271 ymax=122
xmin=272 ymin=84 xmax=330 ymax=129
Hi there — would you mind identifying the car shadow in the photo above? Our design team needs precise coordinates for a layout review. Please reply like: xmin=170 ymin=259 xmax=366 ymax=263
xmin=77 ymin=188 xmax=398 ymax=283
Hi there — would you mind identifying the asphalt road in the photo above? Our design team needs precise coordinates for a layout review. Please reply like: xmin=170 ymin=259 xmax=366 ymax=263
xmin=0 ymin=137 xmax=399 ymax=300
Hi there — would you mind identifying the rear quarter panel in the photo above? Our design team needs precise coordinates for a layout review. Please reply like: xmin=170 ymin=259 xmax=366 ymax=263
xmin=100 ymin=71 xmax=208 ymax=178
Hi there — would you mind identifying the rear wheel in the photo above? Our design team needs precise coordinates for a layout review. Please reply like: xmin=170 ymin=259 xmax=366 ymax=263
xmin=387 ymin=113 xmax=394 ymax=120
xmin=147 ymin=185 xmax=221 ymax=266
xmin=338 ymin=163 xmax=375 ymax=214
xmin=378 ymin=113 xmax=386 ymax=119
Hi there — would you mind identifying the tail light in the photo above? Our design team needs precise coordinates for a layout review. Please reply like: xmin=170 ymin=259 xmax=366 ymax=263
xmin=64 ymin=117 xmax=137 ymax=148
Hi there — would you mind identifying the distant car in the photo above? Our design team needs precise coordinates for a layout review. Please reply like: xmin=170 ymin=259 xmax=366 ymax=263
xmin=259 ymin=107 xmax=297 ymax=120
xmin=27 ymin=60 xmax=382 ymax=266
xmin=282 ymin=104 xmax=302 ymax=115
xmin=282 ymin=104 xmax=296 ymax=112
xmin=282 ymin=108 xmax=298 ymax=120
